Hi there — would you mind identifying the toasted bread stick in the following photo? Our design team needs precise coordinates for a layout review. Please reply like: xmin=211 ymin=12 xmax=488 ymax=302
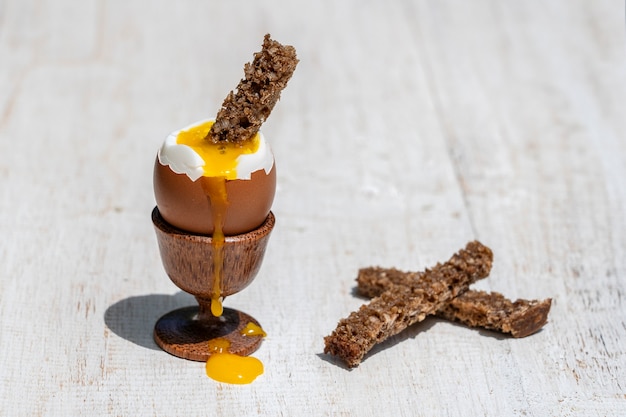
xmin=324 ymin=241 xmax=493 ymax=368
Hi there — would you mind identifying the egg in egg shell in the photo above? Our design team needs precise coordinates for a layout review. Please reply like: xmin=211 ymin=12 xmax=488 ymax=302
xmin=154 ymin=119 xmax=276 ymax=236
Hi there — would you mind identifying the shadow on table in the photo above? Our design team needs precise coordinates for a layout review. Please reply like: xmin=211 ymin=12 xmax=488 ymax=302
xmin=104 ymin=292 xmax=195 ymax=351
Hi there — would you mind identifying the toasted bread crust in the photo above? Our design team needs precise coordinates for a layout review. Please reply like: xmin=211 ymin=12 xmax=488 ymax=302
xmin=207 ymin=34 xmax=298 ymax=144
xmin=324 ymin=241 xmax=493 ymax=368
xmin=357 ymin=267 xmax=551 ymax=338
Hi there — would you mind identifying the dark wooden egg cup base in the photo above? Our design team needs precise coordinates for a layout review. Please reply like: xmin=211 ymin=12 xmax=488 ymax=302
xmin=154 ymin=306 xmax=263 ymax=362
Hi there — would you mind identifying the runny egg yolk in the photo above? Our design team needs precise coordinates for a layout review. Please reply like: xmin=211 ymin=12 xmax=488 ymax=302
xmin=205 ymin=325 xmax=265 ymax=384
xmin=241 ymin=322 xmax=267 ymax=337
xmin=176 ymin=120 xmax=260 ymax=179
xmin=176 ymin=120 xmax=260 ymax=317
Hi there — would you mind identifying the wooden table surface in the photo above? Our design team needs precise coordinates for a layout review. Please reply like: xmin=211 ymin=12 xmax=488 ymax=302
xmin=1 ymin=1 xmax=625 ymax=416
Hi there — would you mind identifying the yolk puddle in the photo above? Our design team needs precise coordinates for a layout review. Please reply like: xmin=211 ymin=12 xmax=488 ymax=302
xmin=206 ymin=351 xmax=264 ymax=384
xmin=205 ymin=327 xmax=265 ymax=384
xmin=176 ymin=120 xmax=260 ymax=318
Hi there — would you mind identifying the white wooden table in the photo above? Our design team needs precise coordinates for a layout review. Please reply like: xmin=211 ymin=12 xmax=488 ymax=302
xmin=1 ymin=1 xmax=625 ymax=416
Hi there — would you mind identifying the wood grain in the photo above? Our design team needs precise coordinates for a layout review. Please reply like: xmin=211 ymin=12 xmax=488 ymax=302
xmin=1 ymin=1 xmax=625 ymax=416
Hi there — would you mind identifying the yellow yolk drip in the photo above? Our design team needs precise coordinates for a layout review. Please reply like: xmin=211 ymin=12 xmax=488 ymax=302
xmin=205 ymin=337 xmax=264 ymax=384
xmin=176 ymin=120 xmax=260 ymax=317
xmin=241 ymin=322 xmax=267 ymax=337
xmin=200 ymin=176 xmax=227 ymax=317
xmin=173 ymin=120 xmax=268 ymax=383
xmin=208 ymin=338 xmax=231 ymax=354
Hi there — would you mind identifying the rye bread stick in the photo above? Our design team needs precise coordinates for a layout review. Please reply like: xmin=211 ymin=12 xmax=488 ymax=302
xmin=323 ymin=241 xmax=493 ymax=368
xmin=207 ymin=34 xmax=298 ymax=144
xmin=438 ymin=290 xmax=551 ymax=338
xmin=357 ymin=268 xmax=551 ymax=338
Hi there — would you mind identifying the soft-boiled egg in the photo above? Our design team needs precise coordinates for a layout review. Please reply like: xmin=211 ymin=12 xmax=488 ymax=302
xmin=153 ymin=119 xmax=276 ymax=236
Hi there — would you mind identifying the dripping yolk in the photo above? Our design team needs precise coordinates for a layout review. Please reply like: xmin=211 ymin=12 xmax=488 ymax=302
xmin=176 ymin=120 xmax=260 ymax=180
xmin=241 ymin=322 xmax=267 ymax=337
xmin=205 ymin=337 xmax=264 ymax=384
xmin=176 ymin=120 xmax=261 ymax=317
xmin=208 ymin=338 xmax=231 ymax=354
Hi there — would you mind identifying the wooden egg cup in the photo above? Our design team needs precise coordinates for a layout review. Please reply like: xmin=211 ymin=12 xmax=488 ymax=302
xmin=151 ymin=207 xmax=275 ymax=361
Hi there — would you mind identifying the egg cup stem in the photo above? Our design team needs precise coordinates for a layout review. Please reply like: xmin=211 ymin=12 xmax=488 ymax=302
xmin=195 ymin=296 xmax=219 ymax=321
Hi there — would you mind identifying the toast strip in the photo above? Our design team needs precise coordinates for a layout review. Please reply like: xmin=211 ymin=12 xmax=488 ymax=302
xmin=356 ymin=267 xmax=551 ymax=338
xmin=323 ymin=241 xmax=493 ymax=368
xmin=207 ymin=34 xmax=298 ymax=144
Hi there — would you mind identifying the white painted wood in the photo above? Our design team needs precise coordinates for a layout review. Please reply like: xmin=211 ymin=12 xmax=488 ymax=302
xmin=1 ymin=0 xmax=625 ymax=415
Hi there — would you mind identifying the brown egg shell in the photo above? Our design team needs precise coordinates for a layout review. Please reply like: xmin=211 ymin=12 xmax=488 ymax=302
xmin=153 ymin=158 xmax=276 ymax=236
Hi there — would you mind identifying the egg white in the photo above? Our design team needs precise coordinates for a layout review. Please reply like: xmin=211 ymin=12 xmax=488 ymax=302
xmin=158 ymin=119 xmax=275 ymax=182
